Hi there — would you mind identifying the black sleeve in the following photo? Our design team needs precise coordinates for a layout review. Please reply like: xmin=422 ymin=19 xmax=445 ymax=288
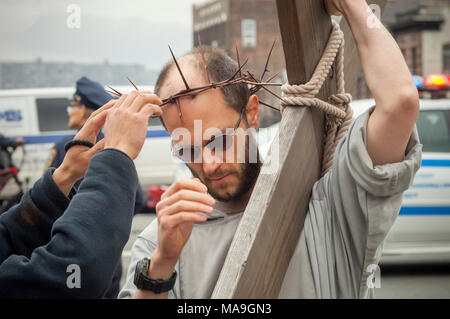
xmin=133 ymin=184 xmax=146 ymax=214
xmin=0 ymin=169 xmax=75 ymax=262
xmin=0 ymin=148 xmax=137 ymax=298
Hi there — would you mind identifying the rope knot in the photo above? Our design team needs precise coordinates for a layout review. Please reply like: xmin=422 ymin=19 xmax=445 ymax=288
xmin=279 ymin=20 xmax=354 ymax=176
xmin=329 ymin=93 xmax=352 ymax=106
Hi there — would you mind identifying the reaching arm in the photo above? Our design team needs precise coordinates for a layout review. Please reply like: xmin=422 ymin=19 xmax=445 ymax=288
xmin=0 ymin=169 xmax=75 ymax=262
xmin=330 ymin=0 xmax=420 ymax=166
xmin=0 ymin=149 xmax=138 ymax=298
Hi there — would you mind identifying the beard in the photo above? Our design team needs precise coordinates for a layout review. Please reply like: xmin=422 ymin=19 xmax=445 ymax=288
xmin=188 ymin=137 xmax=262 ymax=202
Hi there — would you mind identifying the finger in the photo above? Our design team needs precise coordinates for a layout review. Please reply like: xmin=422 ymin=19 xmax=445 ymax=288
xmin=161 ymin=179 xmax=208 ymax=200
xmin=89 ymin=99 xmax=115 ymax=118
xmin=161 ymin=200 xmax=214 ymax=216
xmin=159 ymin=189 xmax=215 ymax=209
xmin=164 ymin=212 xmax=207 ymax=229
xmin=137 ymin=89 xmax=154 ymax=95
xmin=88 ymin=138 xmax=105 ymax=156
xmin=75 ymin=107 xmax=110 ymax=141
xmin=114 ymin=93 xmax=128 ymax=108
xmin=120 ymin=90 xmax=139 ymax=109
xmin=140 ymin=104 xmax=163 ymax=118
xmin=131 ymin=94 xmax=163 ymax=112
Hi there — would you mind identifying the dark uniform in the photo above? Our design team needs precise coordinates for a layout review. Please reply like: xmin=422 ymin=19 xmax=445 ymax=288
xmin=46 ymin=77 xmax=145 ymax=298
xmin=0 ymin=148 xmax=137 ymax=298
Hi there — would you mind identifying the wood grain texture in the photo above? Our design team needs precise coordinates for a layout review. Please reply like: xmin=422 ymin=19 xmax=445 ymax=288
xmin=212 ymin=0 xmax=386 ymax=299
xmin=213 ymin=0 xmax=335 ymax=299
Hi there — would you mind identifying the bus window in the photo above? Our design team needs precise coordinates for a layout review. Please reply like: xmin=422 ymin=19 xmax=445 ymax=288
xmin=36 ymin=98 xmax=71 ymax=132
xmin=416 ymin=110 xmax=450 ymax=152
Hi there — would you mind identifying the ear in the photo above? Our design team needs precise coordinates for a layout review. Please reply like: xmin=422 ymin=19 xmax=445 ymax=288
xmin=245 ymin=95 xmax=259 ymax=130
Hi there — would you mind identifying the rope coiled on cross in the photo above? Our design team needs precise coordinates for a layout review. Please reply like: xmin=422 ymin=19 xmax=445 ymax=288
xmin=281 ymin=20 xmax=354 ymax=176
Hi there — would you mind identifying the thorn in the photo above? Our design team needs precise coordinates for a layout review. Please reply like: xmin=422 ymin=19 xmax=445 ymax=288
xmin=259 ymin=100 xmax=280 ymax=112
xmin=168 ymin=45 xmax=190 ymax=91
xmin=261 ymin=40 xmax=276 ymax=82
xmin=235 ymin=45 xmax=242 ymax=77
xmin=228 ymin=58 xmax=248 ymax=82
xmin=127 ymin=77 xmax=139 ymax=90
xmin=247 ymin=71 xmax=286 ymax=103
xmin=106 ymin=90 xmax=120 ymax=97
xmin=266 ymin=71 xmax=281 ymax=83
xmin=107 ymin=86 xmax=122 ymax=96
xmin=251 ymin=71 xmax=281 ymax=95
xmin=197 ymin=35 xmax=211 ymax=84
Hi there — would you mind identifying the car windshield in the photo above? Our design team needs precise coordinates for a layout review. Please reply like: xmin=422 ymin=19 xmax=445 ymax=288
xmin=416 ymin=109 xmax=450 ymax=152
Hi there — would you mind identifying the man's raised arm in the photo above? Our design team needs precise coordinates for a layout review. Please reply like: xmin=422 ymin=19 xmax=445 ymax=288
xmin=327 ymin=0 xmax=420 ymax=166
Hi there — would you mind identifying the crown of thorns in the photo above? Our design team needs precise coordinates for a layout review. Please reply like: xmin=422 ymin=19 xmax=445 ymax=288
xmin=107 ymin=37 xmax=284 ymax=124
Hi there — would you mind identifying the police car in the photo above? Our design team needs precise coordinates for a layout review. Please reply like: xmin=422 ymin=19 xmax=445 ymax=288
xmin=0 ymin=86 xmax=176 ymax=199
xmin=353 ymin=74 xmax=450 ymax=260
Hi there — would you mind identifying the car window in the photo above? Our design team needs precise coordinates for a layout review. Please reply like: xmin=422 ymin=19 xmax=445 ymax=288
xmin=36 ymin=98 xmax=71 ymax=132
xmin=416 ymin=110 xmax=450 ymax=152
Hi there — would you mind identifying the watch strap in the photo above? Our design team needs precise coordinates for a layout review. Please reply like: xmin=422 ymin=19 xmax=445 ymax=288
xmin=134 ymin=258 xmax=177 ymax=294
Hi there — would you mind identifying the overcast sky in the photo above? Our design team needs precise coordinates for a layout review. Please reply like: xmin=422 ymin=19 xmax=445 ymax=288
xmin=0 ymin=0 xmax=203 ymax=70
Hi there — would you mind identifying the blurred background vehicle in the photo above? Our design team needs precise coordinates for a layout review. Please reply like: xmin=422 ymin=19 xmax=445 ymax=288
xmin=0 ymin=86 xmax=176 ymax=210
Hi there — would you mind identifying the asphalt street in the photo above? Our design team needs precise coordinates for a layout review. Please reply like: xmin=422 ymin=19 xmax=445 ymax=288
xmin=120 ymin=214 xmax=450 ymax=299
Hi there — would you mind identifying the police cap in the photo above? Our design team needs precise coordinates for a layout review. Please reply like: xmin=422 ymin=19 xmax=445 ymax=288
xmin=73 ymin=77 xmax=112 ymax=110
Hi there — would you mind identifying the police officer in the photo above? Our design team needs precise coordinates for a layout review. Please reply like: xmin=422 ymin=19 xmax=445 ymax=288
xmin=45 ymin=77 xmax=145 ymax=298
xmin=47 ymin=76 xmax=110 ymax=181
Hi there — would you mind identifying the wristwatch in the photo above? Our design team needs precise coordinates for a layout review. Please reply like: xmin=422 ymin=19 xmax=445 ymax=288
xmin=133 ymin=257 xmax=177 ymax=293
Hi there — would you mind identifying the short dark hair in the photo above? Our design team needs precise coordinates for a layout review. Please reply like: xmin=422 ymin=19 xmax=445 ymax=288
xmin=155 ymin=46 xmax=250 ymax=121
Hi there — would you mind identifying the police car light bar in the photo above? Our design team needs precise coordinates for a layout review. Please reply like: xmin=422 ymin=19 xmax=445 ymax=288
xmin=417 ymin=74 xmax=450 ymax=99
xmin=421 ymin=74 xmax=449 ymax=90
xmin=413 ymin=75 xmax=423 ymax=89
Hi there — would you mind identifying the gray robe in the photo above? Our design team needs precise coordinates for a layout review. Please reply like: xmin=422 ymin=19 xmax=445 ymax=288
xmin=119 ymin=107 xmax=422 ymax=299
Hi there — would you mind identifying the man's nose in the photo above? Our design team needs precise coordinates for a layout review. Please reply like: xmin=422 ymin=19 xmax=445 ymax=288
xmin=202 ymin=148 xmax=222 ymax=175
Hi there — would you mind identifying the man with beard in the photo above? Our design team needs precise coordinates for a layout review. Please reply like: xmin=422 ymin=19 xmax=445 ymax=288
xmin=120 ymin=0 xmax=422 ymax=299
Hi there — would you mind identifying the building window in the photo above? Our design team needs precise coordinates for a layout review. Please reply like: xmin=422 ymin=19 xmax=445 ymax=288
xmin=444 ymin=43 xmax=450 ymax=73
xmin=241 ymin=19 xmax=257 ymax=48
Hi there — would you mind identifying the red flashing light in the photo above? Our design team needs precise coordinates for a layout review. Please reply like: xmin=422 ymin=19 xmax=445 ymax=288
xmin=423 ymin=74 xmax=449 ymax=88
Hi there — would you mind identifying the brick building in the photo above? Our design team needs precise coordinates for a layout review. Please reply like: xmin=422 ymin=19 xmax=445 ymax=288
xmin=193 ymin=0 xmax=286 ymax=127
xmin=356 ymin=0 xmax=450 ymax=99
xmin=193 ymin=0 xmax=450 ymax=111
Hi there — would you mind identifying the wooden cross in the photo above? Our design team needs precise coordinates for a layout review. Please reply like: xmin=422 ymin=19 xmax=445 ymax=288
xmin=212 ymin=0 xmax=387 ymax=298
